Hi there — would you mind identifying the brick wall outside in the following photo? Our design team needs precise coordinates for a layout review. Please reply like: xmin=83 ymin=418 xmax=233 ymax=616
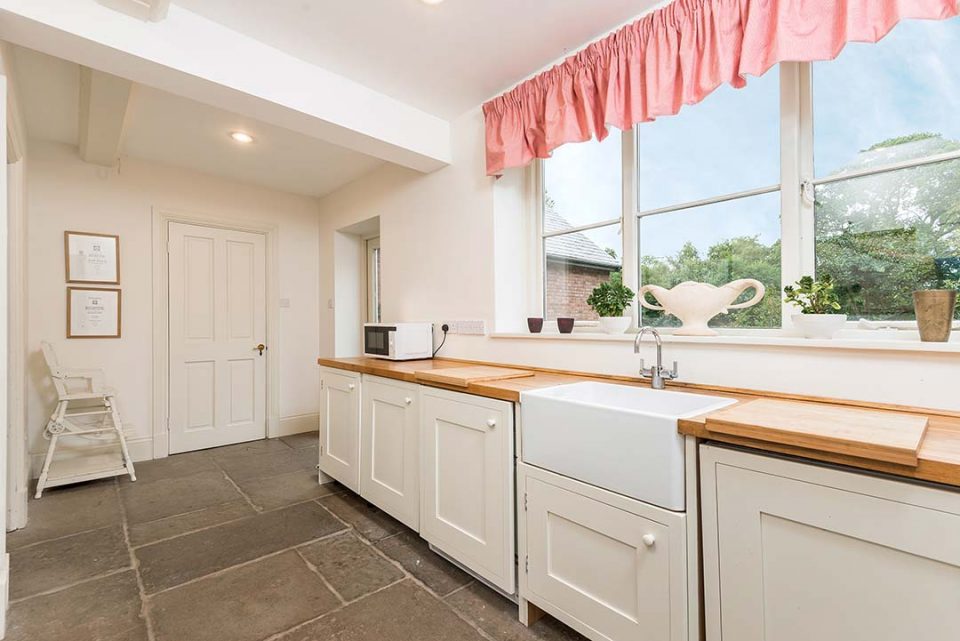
xmin=545 ymin=260 xmax=616 ymax=320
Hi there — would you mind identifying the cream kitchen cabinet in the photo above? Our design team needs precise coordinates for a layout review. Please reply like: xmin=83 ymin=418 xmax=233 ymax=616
xmin=518 ymin=463 xmax=689 ymax=641
xmin=318 ymin=367 xmax=361 ymax=492
xmin=420 ymin=387 xmax=516 ymax=594
xmin=701 ymin=445 xmax=960 ymax=641
xmin=359 ymin=374 xmax=420 ymax=530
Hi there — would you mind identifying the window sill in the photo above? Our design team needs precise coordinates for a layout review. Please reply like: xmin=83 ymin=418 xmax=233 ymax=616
xmin=489 ymin=330 xmax=960 ymax=354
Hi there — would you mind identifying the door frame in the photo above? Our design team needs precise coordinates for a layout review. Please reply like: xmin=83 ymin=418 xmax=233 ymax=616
xmin=151 ymin=208 xmax=279 ymax=459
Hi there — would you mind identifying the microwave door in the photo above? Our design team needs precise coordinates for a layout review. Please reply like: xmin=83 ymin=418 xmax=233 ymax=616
xmin=364 ymin=326 xmax=393 ymax=357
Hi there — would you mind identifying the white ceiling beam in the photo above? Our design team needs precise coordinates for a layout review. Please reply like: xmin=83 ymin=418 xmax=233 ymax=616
xmin=0 ymin=0 xmax=450 ymax=173
xmin=78 ymin=66 xmax=134 ymax=166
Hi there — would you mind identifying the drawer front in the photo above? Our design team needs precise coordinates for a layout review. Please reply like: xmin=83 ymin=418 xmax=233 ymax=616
xmin=319 ymin=368 xmax=361 ymax=491
xmin=360 ymin=375 xmax=419 ymax=530
xmin=701 ymin=445 xmax=960 ymax=641
xmin=420 ymin=387 xmax=516 ymax=594
xmin=523 ymin=468 xmax=688 ymax=641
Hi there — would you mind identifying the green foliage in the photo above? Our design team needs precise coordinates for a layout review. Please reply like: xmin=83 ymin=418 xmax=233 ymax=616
xmin=587 ymin=271 xmax=635 ymax=317
xmin=815 ymin=133 xmax=960 ymax=319
xmin=783 ymin=275 xmax=843 ymax=314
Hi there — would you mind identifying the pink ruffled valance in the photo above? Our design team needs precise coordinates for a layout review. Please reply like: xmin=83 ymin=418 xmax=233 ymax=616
xmin=482 ymin=0 xmax=958 ymax=175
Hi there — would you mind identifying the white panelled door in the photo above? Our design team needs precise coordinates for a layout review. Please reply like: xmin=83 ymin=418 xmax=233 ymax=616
xmin=168 ymin=222 xmax=267 ymax=454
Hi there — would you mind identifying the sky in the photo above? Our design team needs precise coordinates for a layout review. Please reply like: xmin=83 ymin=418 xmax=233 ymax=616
xmin=542 ymin=17 xmax=960 ymax=261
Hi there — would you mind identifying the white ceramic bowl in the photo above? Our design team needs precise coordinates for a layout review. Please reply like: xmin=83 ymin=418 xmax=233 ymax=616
xmin=792 ymin=314 xmax=847 ymax=339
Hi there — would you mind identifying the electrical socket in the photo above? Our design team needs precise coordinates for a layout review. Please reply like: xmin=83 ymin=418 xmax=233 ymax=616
xmin=443 ymin=320 xmax=486 ymax=336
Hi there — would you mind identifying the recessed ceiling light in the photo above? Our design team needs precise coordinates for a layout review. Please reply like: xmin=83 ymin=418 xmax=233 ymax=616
xmin=229 ymin=131 xmax=254 ymax=144
xmin=420 ymin=0 xmax=445 ymax=5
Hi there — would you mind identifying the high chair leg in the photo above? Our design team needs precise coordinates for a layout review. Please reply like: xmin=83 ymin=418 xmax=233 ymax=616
xmin=109 ymin=397 xmax=136 ymax=482
xmin=35 ymin=433 xmax=59 ymax=499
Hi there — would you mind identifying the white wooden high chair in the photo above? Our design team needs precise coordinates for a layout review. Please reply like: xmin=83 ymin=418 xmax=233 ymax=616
xmin=36 ymin=341 xmax=136 ymax=498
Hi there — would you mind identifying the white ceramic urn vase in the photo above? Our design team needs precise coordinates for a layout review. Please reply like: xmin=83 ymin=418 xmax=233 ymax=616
xmin=637 ymin=279 xmax=766 ymax=336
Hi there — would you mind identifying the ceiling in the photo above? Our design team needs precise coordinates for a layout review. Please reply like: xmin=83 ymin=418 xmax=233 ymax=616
xmin=12 ymin=46 xmax=384 ymax=197
xmin=172 ymin=0 xmax=657 ymax=119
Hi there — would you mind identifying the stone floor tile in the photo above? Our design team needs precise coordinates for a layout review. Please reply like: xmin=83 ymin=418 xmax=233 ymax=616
xmin=216 ymin=449 xmax=316 ymax=482
xmin=121 ymin=451 xmax=219 ymax=485
xmin=206 ymin=438 xmax=293 ymax=460
xmin=120 ymin=470 xmax=242 ymax=524
xmin=280 ymin=431 xmax=319 ymax=450
xmin=136 ymin=501 xmax=346 ymax=593
xmin=277 ymin=580 xmax=487 ymax=641
xmin=376 ymin=531 xmax=472 ymax=597
xmin=319 ymin=492 xmax=404 ymax=542
xmin=6 ymin=570 xmax=147 ymax=641
xmin=299 ymin=532 xmax=403 ymax=602
xmin=235 ymin=469 xmax=336 ymax=511
xmin=128 ymin=500 xmax=255 ymax=547
xmin=9 ymin=480 xmax=121 ymax=549
xmin=150 ymin=551 xmax=339 ymax=641
xmin=10 ymin=525 xmax=130 ymax=600
xmin=447 ymin=583 xmax=589 ymax=641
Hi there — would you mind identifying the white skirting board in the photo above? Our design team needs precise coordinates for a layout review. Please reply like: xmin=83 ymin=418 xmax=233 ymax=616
xmin=273 ymin=413 xmax=319 ymax=437
xmin=28 ymin=414 xmax=319 ymax=478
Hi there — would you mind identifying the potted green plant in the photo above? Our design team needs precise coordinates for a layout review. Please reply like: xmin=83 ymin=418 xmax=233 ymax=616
xmin=587 ymin=271 xmax=635 ymax=334
xmin=783 ymin=274 xmax=847 ymax=338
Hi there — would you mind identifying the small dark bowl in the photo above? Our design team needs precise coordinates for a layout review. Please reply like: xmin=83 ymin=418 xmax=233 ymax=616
xmin=527 ymin=317 xmax=544 ymax=333
xmin=557 ymin=317 xmax=575 ymax=334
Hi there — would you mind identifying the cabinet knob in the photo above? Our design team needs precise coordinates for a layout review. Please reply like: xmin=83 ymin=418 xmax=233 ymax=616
xmin=486 ymin=419 xmax=497 ymax=428
xmin=642 ymin=534 xmax=656 ymax=548
xmin=348 ymin=383 xmax=356 ymax=391
xmin=404 ymin=397 xmax=413 ymax=405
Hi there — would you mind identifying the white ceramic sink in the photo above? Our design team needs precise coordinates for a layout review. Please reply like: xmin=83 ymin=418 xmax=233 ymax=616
xmin=520 ymin=381 xmax=735 ymax=511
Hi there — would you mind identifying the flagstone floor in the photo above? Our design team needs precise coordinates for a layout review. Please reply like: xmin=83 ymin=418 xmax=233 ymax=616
xmin=7 ymin=432 xmax=586 ymax=641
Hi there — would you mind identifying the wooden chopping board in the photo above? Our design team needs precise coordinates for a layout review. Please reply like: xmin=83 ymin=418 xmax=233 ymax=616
xmin=704 ymin=399 xmax=929 ymax=467
xmin=414 ymin=365 xmax=535 ymax=388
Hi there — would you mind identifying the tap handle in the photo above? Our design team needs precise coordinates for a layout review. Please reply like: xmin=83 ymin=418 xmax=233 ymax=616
xmin=639 ymin=359 xmax=652 ymax=377
xmin=668 ymin=361 xmax=679 ymax=379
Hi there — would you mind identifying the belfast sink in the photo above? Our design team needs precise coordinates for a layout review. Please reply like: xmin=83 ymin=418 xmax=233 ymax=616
xmin=520 ymin=381 xmax=735 ymax=511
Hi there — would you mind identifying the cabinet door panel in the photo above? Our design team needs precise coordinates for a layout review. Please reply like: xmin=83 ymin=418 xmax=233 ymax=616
xmin=701 ymin=446 xmax=960 ymax=641
xmin=525 ymin=473 xmax=686 ymax=641
xmin=360 ymin=376 xmax=419 ymax=530
xmin=319 ymin=369 xmax=360 ymax=492
xmin=420 ymin=388 xmax=515 ymax=593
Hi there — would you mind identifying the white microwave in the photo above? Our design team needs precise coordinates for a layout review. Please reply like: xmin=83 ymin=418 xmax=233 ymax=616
xmin=363 ymin=323 xmax=434 ymax=361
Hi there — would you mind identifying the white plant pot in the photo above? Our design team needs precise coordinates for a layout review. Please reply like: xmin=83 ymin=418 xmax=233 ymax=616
xmin=598 ymin=316 xmax=632 ymax=334
xmin=792 ymin=313 xmax=847 ymax=339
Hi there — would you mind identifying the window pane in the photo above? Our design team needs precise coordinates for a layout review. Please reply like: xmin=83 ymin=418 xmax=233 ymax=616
xmin=815 ymin=159 xmax=960 ymax=320
xmin=545 ymin=224 xmax=622 ymax=321
xmin=636 ymin=66 xmax=780 ymax=211
xmin=813 ymin=18 xmax=960 ymax=178
xmin=639 ymin=192 xmax=782 ymax=329
xmin=543 ymin=134 xmax=622 ymax=233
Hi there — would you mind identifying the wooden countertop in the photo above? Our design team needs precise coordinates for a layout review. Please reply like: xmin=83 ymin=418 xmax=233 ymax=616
xmin=318 ymin=356 xmax=960 ymax=489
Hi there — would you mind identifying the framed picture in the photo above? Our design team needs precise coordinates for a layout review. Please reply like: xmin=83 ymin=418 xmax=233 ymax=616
xmin=67 ymin=287 xmax=121 ymax=338
xmin=65 ymin=231 xmax=120 ymax=284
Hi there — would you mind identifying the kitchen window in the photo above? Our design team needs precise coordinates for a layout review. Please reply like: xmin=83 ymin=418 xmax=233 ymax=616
xmin=536 ymin=16 xmax=960 ymax=330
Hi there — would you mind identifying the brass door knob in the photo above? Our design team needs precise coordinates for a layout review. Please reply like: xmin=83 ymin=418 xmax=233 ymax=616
xmin=256 ymin=344 xmax=266 ymax=356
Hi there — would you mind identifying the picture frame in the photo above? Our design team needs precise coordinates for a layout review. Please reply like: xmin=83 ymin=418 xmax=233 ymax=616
xmin=65 ymin=231 xmax=120 ymax=284
xmin=67 ymin=287 xmax=122 ymax=338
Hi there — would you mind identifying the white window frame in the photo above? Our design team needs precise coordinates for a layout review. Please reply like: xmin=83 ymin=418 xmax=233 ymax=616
xmin=366 ymin=236 xmax=381 ymax=324
xmin=534 ymin=59 xmax=959 ymax=335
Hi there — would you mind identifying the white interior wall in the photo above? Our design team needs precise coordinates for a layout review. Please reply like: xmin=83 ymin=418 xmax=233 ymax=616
xmin=317 ymin=110 xmax=960 ymax=413
xmin=319 ymin=109 xmax=496 ymax=354
xmin=26 ymin=140 xmax=322 ymax=473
